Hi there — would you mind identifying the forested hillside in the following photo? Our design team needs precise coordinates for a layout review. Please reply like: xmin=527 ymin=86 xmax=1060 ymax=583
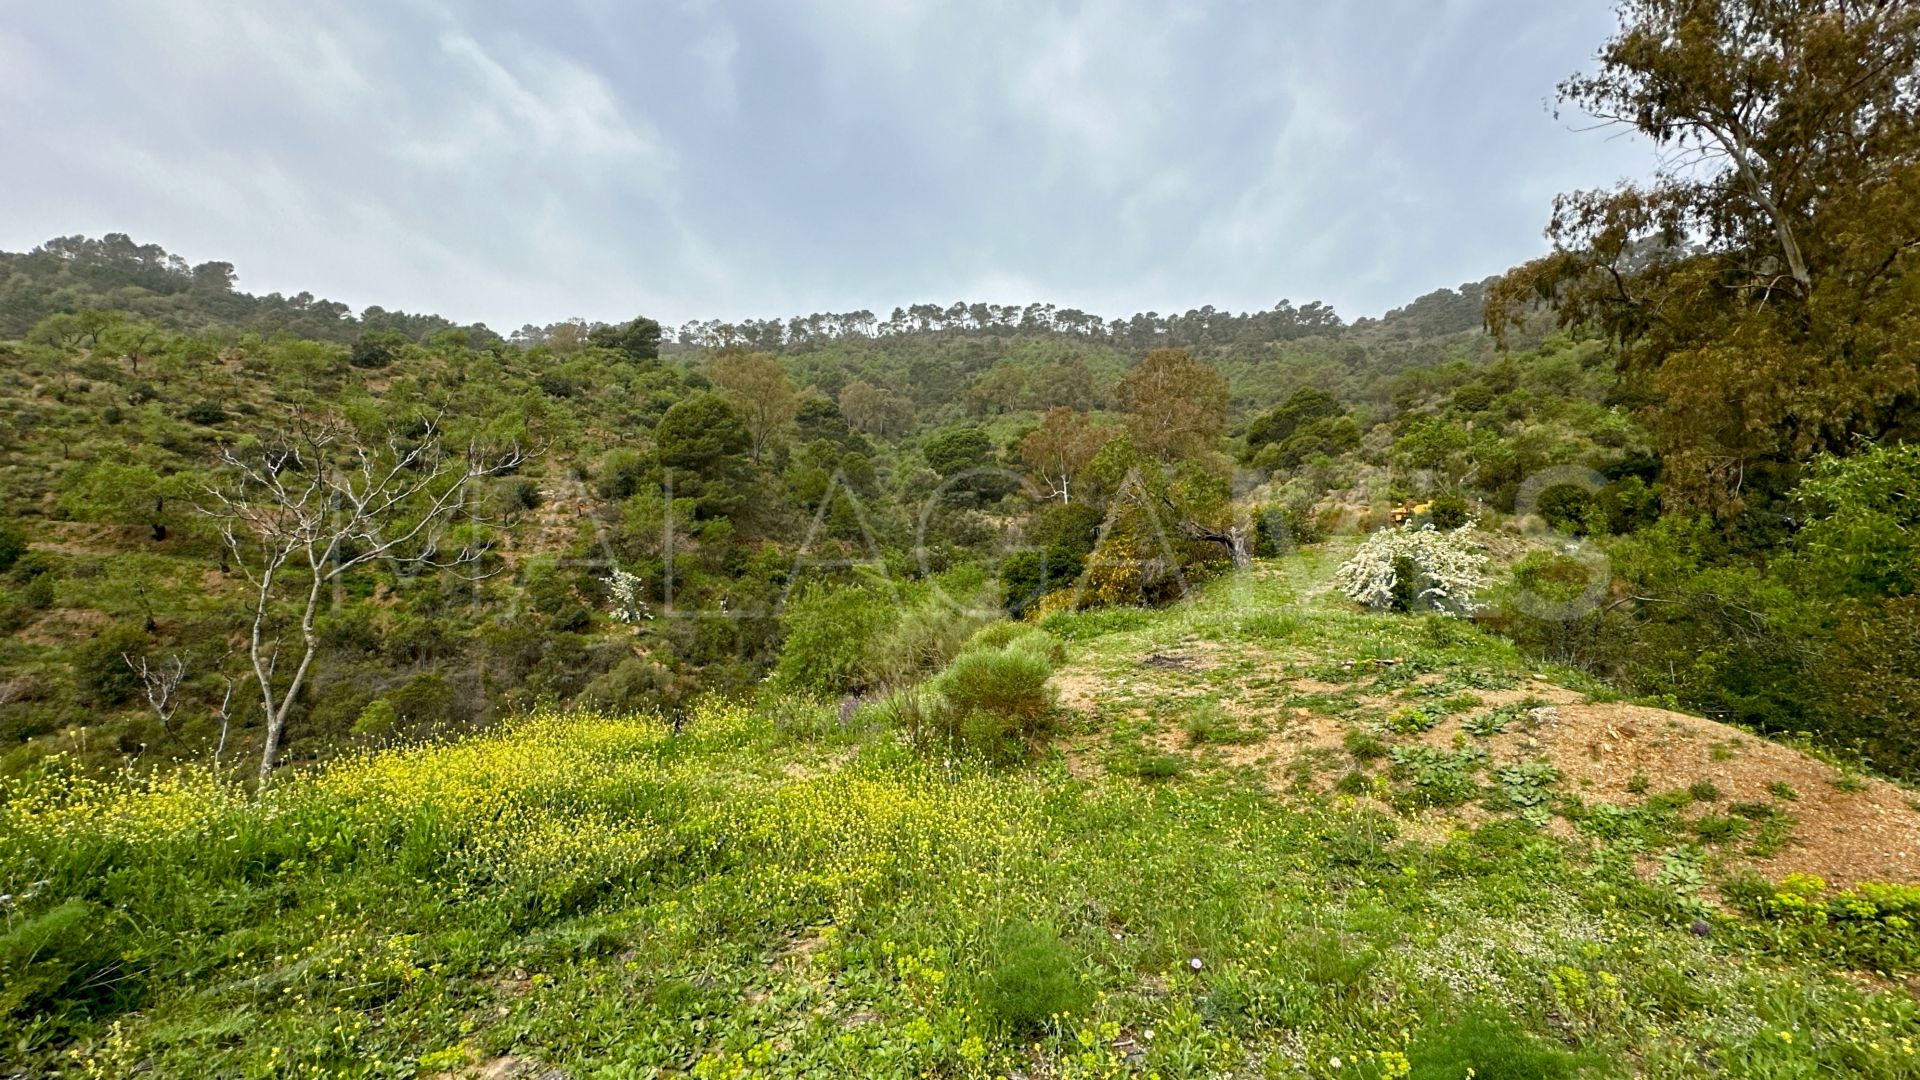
xmin=2 ymin=205 xmax=1916 ymax=784
xmin=0 ymin=225 xmax=1532 ymax=779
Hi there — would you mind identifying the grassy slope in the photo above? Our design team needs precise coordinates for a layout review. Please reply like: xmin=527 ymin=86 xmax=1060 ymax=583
xmin=4 ymin=552 xmax=1920 ymax=1079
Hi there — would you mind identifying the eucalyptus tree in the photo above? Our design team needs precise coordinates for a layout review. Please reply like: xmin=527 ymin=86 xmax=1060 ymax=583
xmin=1492 ymin=0 xmax=1920 ymax=510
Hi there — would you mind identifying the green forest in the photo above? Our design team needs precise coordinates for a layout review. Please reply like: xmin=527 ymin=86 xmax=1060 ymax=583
xmin=3 ymin=0 xmax=1920 ymax=1076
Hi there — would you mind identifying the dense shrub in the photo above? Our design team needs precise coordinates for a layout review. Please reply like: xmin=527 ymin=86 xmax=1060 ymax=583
xmin=1243 ymin=387 xmax=1343 ymax=460
xmin=348 ymin=331 xmax=403 ymax=369
xmin=1479 ymin=552 xmax=1613 ymax=668
xmin=595 ymin=448 xmax=652 ymax=501
xmin=860 ymin=583 xmax=1001 ymax=689
xmin=0 ymin=524 xmax=24 ymax=575
xmin=499 ymin=477 xmax=542 ymax=514
xmin=971 ymin=920 xmax=1090 ymax=1034
xmin=1537 ymin=483 xmax=1601 ymax=535
xmin=924 ymin=630 xmax=1060 ymax=759
xmin=1080 ymin=499 xmax=1227 ymax=608
xmin=1426 ymin=493 xmax=1471 ymax=530
xmin=932 ymin=641 xmax=1054 ymax=722
xmin=578 ymin=656 xmax=693 ymax=717
xmin=1450 ymin=381 xmax=1496 ymax=413
xmin=1597 ymin=476 xmax=1659 ymax=534
xmin=22 ymin=574 xmax=55 ymax=610
xmin=767 ymin=580 xmax=895 ymax=696
xmin=352 ymin=699 xmax=400 ymax=737
xmin=387 ymin=672 xmax=459 ymax=731
xmin=181 ymin=400 xmax=227 ymax=425
xmin=1816 ymin=596 xmax=1920 ymax=777
xmin=1003 ymin=503 xmax=1102 ymax=615
xmin=1001 ymin=547 xmax=1084 ymax=617
xmin=74 ymin=624 xmax=148 ymax=707
xmin=1251 ymin=503 xmax=1322 ymax=554
xmin=1792 ymin=443 xmax=1920 ymax=600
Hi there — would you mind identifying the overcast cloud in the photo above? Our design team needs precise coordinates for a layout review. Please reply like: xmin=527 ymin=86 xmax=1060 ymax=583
xmin=0 ymin=0 xmax=1650 ymax=330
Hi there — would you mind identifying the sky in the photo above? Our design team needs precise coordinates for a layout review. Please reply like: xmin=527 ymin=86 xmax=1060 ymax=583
xmin=0 ymin=0 xmax=1652 ymax=332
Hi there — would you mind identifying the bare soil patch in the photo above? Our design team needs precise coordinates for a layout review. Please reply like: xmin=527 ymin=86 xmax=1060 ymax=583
xmin=1054 ymin=651 xmax=1920 ymax=885
xmin=1529 ymin=702 xmax=1920 ymax=885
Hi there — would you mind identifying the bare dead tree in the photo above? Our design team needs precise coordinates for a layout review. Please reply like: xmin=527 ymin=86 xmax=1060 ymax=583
xmin=200 ymin=411 xmax=524 ymax=782
xmin=211 ymin=674 xmax=236 ymax=772
xmin=123 ymin=652 xmax=187 ymax=742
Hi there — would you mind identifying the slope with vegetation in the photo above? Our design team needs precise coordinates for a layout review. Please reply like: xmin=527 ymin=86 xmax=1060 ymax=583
xmin=4 ymin=0 xmax=1920 ymax=1072
xmin=3 ymin=554 xmax=1917 ymax=1078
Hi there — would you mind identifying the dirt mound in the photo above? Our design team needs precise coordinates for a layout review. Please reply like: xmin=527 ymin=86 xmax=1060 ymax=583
xmin=1530 ymin=702 xmax=1920 ymax=886
xmin=1053 ymin=648 xmax=1920 ymax=887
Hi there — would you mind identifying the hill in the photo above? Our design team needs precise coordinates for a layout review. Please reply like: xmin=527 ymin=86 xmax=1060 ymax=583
xmin=4 ymin=550 xmax=1917 ymax=1078
xmin=0 ymin=231 xmax=1533 ymax=784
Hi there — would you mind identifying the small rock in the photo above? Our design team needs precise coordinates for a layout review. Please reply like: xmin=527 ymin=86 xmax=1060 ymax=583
xmin=1690 ymin=919 xmax=1711 ymax=937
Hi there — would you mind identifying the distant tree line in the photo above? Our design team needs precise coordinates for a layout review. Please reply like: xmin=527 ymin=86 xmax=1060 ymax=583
xmin=0 ymin=232 xmax=1494 ymax=362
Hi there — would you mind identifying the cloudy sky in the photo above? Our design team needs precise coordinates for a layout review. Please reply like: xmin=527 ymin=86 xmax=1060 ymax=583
xmin=1 ymin=1 xmax=1650 ymax=331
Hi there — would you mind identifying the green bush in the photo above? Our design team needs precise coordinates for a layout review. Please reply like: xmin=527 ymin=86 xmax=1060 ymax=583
xmin=9 ymin=550 xmax=54 ymax=584
xmin=388 ymin=673 xmax=458 ymax=730
xmin=932 ymin=643 xmax=1054 ymax=722
xmin=353 ymin=699 xmax=400 ymax=737
xmin=181 ymin=400 xmax=228 ymax=425
xmin=1537 ymin=483 xmax=1601 ymax=536
xmin=0 ymin=901 xmax=137 ymax=1023
xmin=579 ymin=656 xmax=690 ymax=716
xmin=859 ymin=584 xmax=1000 ymax=689
xmin=1003 ymin=503 xmax=1101 ymax=616
xmin=1816 ymin=595 xmax=1920 ymax=776
xmin=1597 ymin=476 xmax=1659 ymax=534
xmin=1792 ymin=443 xmax=1920 ymax=600
xmin=972 ymin=920 xmax=1089 ymax=1033
xmin=1252 ymin=503 xmax=1323 ymax=554
xmin=22 ymin=574 xmax=54 ymax=611
xmin=1001 ymin=546 xmax=1084 ymax=617
xmin=74 ymin=624 xmax=148 ymax=707
xmin=595 ymin=448 xmax=652 ymax=501
xmin=0 ymin=524 xmax=25 ymax=575
xmin=1427 ymin=493 xmax=1471 ymax=530
xmin=347 ymin=331 xmax=402 ymax=369
xmin=924 ymin=632 xmax=1059 ymax=758
xmin=499 ymin=477 xmax=542 ymax=514
xmin=768 ymin=580 xmax=894 ymax=696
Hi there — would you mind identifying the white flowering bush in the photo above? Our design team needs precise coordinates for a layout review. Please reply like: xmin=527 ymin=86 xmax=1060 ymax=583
xmin=1334 ymin=521 xmax=1488 ymax=615
xmin=601 ymin=568 xmax=654 ymax=623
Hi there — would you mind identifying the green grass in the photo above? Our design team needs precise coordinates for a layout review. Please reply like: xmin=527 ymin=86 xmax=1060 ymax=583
xmin=1 ymin=705 xmax=1916 ymax=1078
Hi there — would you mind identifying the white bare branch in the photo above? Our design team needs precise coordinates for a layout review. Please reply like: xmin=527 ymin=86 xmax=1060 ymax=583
xmin=123 ymin=652 xmax=187 ymax=738
xmin=196 ymin=408 xmax=527 ymax=782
